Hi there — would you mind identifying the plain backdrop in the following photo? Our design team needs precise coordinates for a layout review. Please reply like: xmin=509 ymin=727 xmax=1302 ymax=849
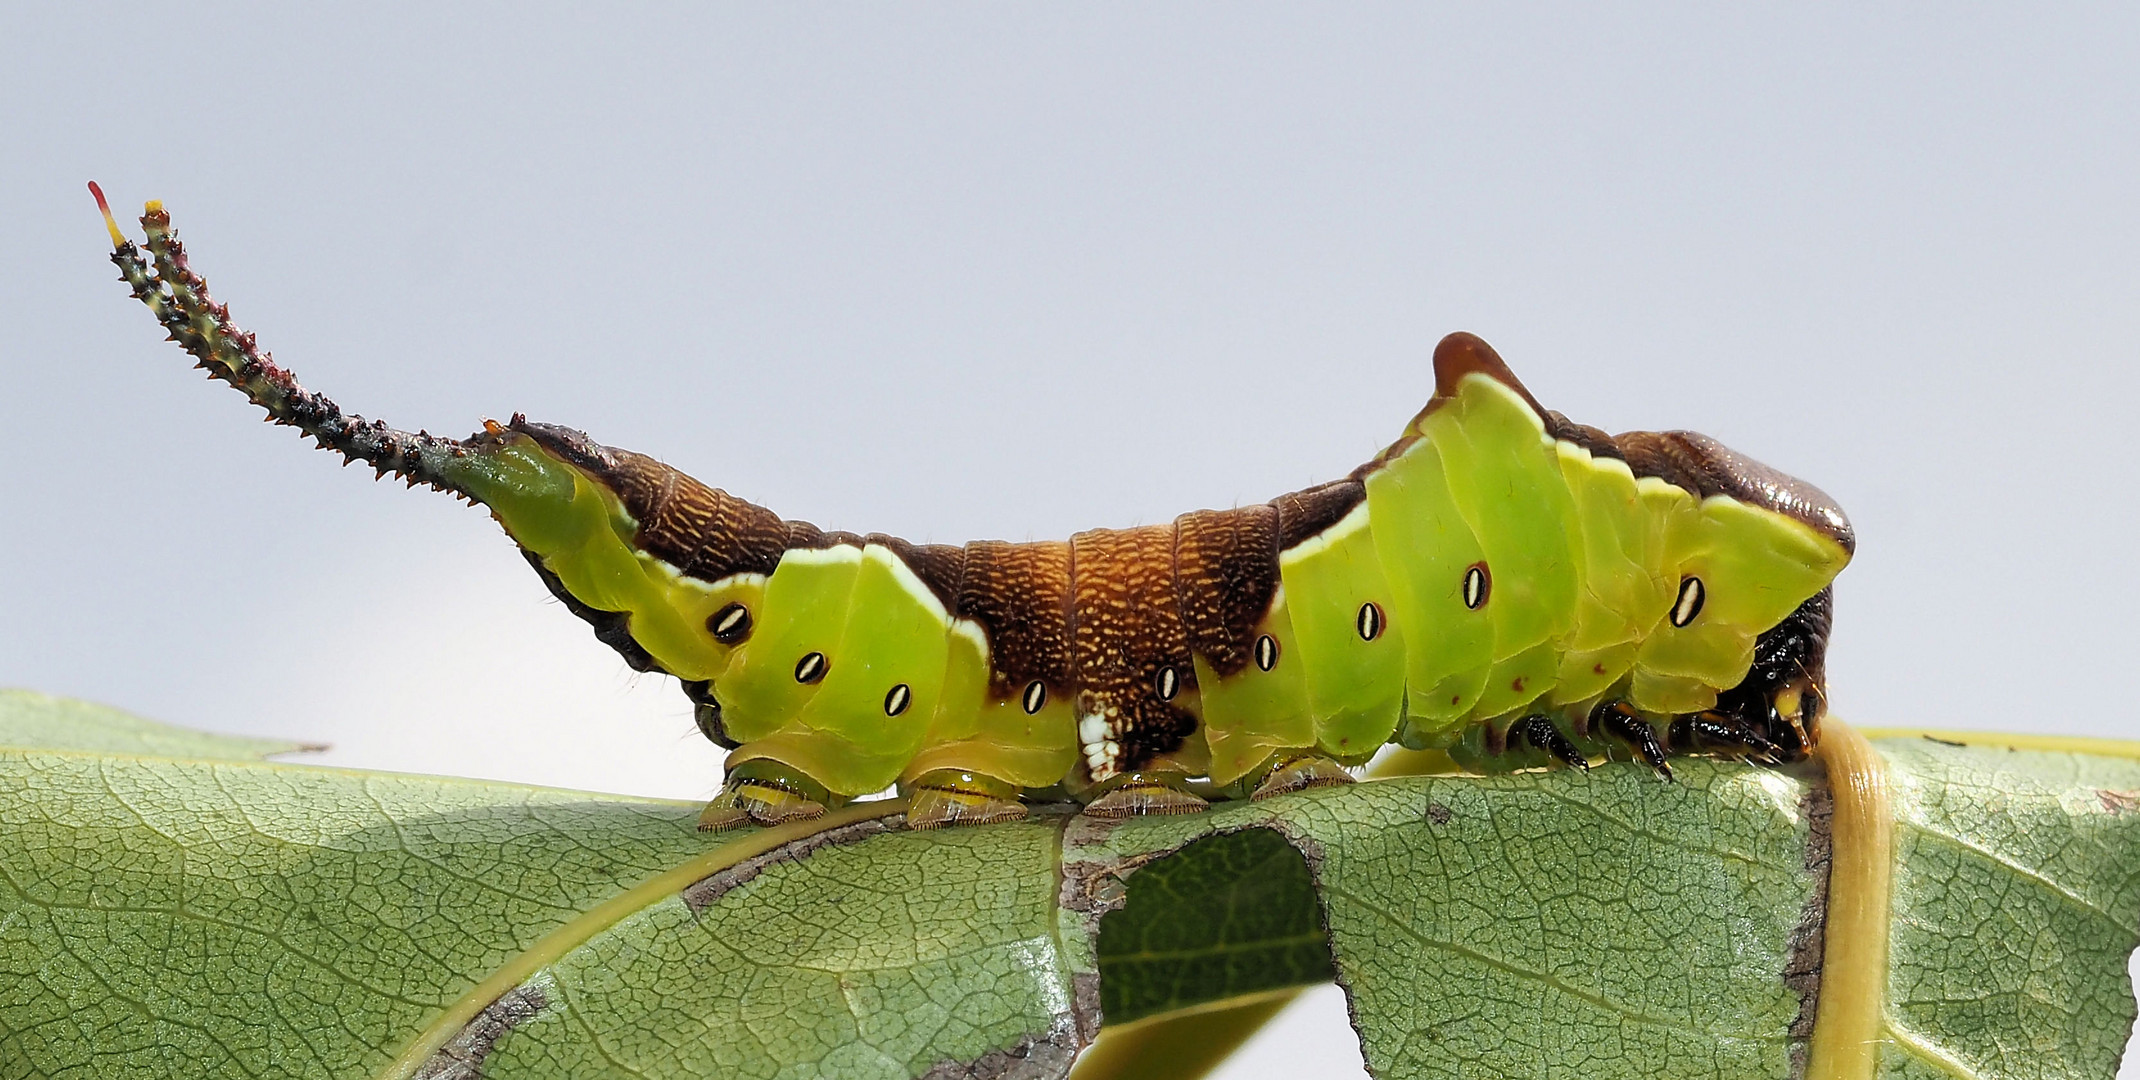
xmin=4 ymin=7 xmax=2138 ymax=1078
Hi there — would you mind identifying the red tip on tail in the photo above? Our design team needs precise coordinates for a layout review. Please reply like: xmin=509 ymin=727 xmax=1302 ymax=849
xmin=87 ymin=181 xmax=127 ymax=249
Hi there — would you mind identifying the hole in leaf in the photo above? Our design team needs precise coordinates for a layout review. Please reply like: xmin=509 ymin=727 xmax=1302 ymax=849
xmin=1093 ymin=828 xmax=1335 ymax=1026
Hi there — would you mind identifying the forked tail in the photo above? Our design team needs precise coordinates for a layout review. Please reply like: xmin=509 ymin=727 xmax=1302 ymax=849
xmin=89 ymin=181 xmax=486 ymax=498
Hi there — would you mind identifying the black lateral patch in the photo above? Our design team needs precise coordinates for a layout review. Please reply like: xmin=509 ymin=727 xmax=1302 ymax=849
xmin=520 ymin=550 xmax=660 ymax=674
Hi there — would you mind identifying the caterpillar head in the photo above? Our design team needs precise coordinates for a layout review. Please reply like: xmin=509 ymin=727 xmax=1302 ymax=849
xmin=1604 ymin=429 xmax=1850 ymax=765
xmin=1716 ymin=587 xmax=1835 ymax=763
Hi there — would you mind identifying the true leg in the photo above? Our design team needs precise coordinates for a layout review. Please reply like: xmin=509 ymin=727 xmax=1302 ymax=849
xmin=1671 ymin=710 xmax=1782 ymax=763
xmin=1515 ymin=715 xmax=1591 ymax=771
xmin=1593 ymin=700 xmax=1672 ymax=779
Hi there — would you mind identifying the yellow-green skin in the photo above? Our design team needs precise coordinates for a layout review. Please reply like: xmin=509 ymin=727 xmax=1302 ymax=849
xmin=440 ymin=441 xmax=1074 ymax=797
xmin=108 ymin=195 xmax=1841 ymax=801
xmin=445 ymin=373 xmax=1848 ymax=799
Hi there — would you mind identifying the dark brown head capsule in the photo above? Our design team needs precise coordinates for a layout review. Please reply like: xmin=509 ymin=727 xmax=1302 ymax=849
xmin=1713 ymin=588 xmax=1835 ymax=763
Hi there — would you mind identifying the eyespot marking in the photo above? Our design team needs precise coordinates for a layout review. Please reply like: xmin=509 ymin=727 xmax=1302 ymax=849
xmin=883 ymin=683 xmax=911 ymax=716
xmin=1355 ymin=602 xmax=1385 ymax=642
xmin=1671 ymin=576 xmax=1706 ymax=628
xmin=1253 ymin=634 xmax=1279 ymax=672
xmin=1463 ymin=563 xmax=1491 ymax=610
xmin=1022 ymin=680 xmax=1048 ymax=715
xmin=708 ymin=602 xmax=752 ymax=644
xmin=794 ymin=652 xmax=828 ymax=684
xmin=1155 ymin=666 xmax=1180 ymax=702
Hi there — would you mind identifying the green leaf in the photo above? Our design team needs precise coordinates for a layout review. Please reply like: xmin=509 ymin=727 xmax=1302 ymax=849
xmin=1094 ymin=828 xmax=1333 ymax=1026
xmin=472 ymin=818 xmax=1085 ymax=1079
xmin=0 ymin=740 xmax=711 ymax=1076
xmin=1069 ymin=760 xmax=1826 ymax=1077
xmin=2 ymin=694 xmax=2137 ymax=1080
xmin=1876 ymin=738 xmax=2140 ymax=1080
xmin=0 ymin=687 xmax=318 ymax=759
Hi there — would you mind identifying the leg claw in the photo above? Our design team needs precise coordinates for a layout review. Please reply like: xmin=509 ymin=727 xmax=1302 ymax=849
xmin=1684 ymin=711 xmax=1781 ymax=764
xmin=1595 ymin=701 xmax=1673 ymax=781
xmin=1517 ymin=715 xmax=1591 ymax=772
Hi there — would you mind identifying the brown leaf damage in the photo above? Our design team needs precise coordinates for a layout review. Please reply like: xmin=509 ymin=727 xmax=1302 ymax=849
xmin=412 ymin=979 xmax=551 ymax=1080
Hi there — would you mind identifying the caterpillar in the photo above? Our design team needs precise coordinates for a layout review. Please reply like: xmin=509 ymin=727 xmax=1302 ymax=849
xmin=92 ymin=186 xmax=1853 ymax=831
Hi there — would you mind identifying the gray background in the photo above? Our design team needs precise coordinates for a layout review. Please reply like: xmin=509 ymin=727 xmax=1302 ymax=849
xmin=3 ymin=7 xmax=2136 ymax=1077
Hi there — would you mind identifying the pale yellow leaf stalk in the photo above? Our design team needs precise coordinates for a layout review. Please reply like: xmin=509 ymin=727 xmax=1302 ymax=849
xmin=1804 ymin=720 xmax=1895 ymax=1080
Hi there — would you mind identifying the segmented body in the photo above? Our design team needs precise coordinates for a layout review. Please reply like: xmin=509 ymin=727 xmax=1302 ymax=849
xmin=98 ymin=190 xmax=1853 ymax=825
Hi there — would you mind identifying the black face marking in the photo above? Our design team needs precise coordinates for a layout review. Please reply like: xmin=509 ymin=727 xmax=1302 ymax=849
xmin=708 ymin=602 xmax=752 ymax=644
xmin=1671 ymin=576 xmax=1706 ymax=628
xmin=1253 ymin=634 xmax=1279 ymax=672
xmin=1155 ymin=665 xmax=1180 ymax=702
xmin=1021 ymin=680 xmax=1048 ymax=715
xmin=1463 ymin=563 xmax=1491 ymax=610
xmin=883 ymin=683 xmax=912 ymax=716
xmin=794 ymin=652 xmax=828 ymax=684
xmin=1355 ymin=602 xmax=1385 ymax=642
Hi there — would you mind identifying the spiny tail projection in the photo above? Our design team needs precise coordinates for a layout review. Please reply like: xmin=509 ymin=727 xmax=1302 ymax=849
xmin=91 ymin=183 xmax=482 ymax=496
xmin=97 ymin=187 xmax=1854 ymax=832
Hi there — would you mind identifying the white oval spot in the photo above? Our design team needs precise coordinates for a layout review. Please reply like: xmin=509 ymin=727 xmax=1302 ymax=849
xmin=1671 ymin=576 xmax=1706 ymax=628
xmin=1355 ymin=602 xmax=1385 ymax=642
xmin=1463 ymin=563 xmax=1491 ymax=610
xmin=708 ymin=602 xmax=752 ymax=643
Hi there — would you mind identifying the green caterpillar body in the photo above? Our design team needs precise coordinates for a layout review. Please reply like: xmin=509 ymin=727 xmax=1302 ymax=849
xmin=100 ymin=192 xmax=1853 ymax=829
